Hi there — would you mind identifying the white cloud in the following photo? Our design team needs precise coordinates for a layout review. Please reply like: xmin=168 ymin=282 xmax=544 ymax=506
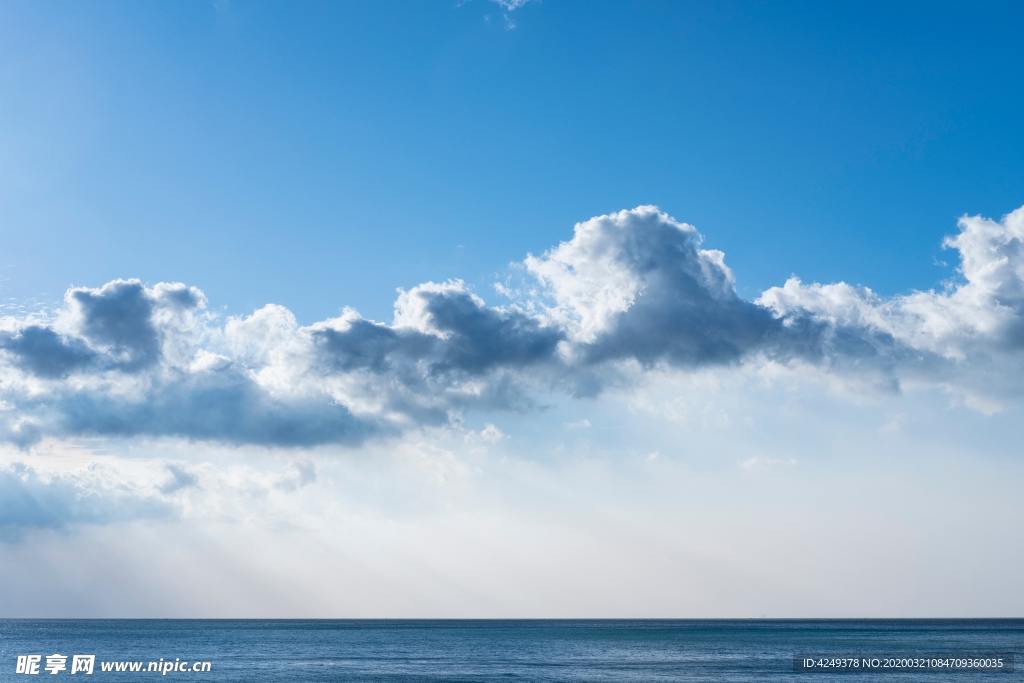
xmin=273 ymin=460 xmax=316 ymax=492
xmin=3 ymin=204 xmax=1024 ymax=449
xmin=759 ymin=208 xmax=1024 ymax=355
xmin=4 ymin=203 xmax=1024 ymax=618
xmin=759 ymin=205 xmax=1024 ymax=403
xmin=490 ymin=0 xmax=532 ymax=10
xmin=486 ymin=0 xmax=535 ymax=29
xmin=739 ymin=456 xmax=798 ymax=471
xmin=478 ymin=423 xmax=506 ymax=444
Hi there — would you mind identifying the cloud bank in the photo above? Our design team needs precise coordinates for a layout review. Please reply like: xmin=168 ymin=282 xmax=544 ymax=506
xmin=0 ymin=463 xmax=172 ymax=540
xmin=3 ymin=204 xmax=1024 ymax=447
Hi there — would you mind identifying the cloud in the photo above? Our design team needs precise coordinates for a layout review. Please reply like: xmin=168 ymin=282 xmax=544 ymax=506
xmin=159 ymin=464 xmax=199 ymax=494
xmin=3 ymin=204 xmax=1024 ymax=448
xmin=0 ymin=325 xmax=97 ymax=378
xmin=486 ymin=0 xmax=534 ymax=29
xmin=309 ymin=280 xmax=563 ymax=425
xmin=524 ymin=206 xmax=780 ymax=367
xmin=35 ymin=364 xmax=378 ymax=447
xmin=274 ymin=460 xmax=316 ymax=492
xmin=490 ymin=0 xmax=532 ymax=10
xmin=69 ymin=280 xmax=162 ymax=369
xmin=739 ymin=456 xmax=798 ymax=472
xmin=758 ymin=205 xmax=1024 ymax=399
xmin=0 ymin=463 xmax=173 ymax=541
xmin=66 ymin=279 xmax=205 ymax=371
xmin=761 ymin=207 xmax=1024 ymax=356
xmin=315 ymin=281 xmax=562 ymax=378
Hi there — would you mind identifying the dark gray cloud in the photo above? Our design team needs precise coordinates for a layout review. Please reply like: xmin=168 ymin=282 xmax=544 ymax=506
xmin=42 ymin=365 xmax=380 ymax=448
xmin=315 ymin=286 xmax=562 ymax=380
xmin=316 ymin=320 xmax=432 ymax=374
xmin=0 ymin=326 xmax=97 ymax=378
xmin=70 ymin=280 xmax=161 ymax=370
xmin=424 ymin=288 xmax=564 ymax=374
xmin=580 ymin=284 xmax=779 ymax=368
xmin=769 ymin=314 xmax=921 ymax=393
xmin=0 ymin=280 xmax=205 ymax=380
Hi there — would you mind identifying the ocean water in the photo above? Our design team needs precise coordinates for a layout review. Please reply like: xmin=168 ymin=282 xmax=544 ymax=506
xmin=1 ymin=619 xmax=1021 ymax=681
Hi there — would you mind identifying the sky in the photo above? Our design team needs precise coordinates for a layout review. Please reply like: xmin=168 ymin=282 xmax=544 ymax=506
xmin=1 ymin=0 xmax=1024 ymax=617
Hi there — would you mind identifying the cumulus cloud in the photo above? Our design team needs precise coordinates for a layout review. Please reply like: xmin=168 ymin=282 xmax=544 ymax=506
xmin=759 ymin=205 xmax=1024 ymax=398
xmin=3 ymin=204 xmax=1024 ymax=448
xmin=316 ymin=281 xmax=562 ymax=378
xmin=761 ymin=208 xmax=1024 ymax=354
xmin=0 ymin=326 xmax=97 ymax=378
xmin=524 ymin=206 xmax=780 ymax=367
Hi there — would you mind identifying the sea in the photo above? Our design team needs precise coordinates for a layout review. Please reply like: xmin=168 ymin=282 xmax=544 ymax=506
xmin=1 ymin=619 xmax=1021 ymax=681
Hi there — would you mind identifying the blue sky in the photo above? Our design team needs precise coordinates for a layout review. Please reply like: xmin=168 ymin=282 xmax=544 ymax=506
xmin=3 ymin=0 xmax=1023 ymax=320
xmin=2 ymin=2 xmax=1024 ymax=617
